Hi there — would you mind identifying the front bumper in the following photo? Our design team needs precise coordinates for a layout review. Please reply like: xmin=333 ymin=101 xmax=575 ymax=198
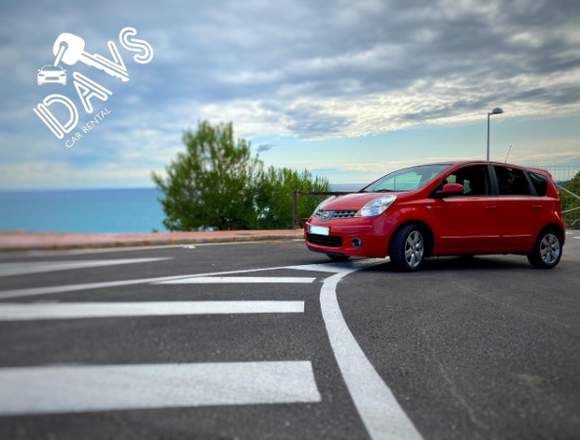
xmin=304 ymin=216 xmax=392 ymax=258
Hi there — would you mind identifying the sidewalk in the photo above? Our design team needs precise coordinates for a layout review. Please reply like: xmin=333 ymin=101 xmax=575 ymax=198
xmin=0 ymin=230 xmax=304 ymax=251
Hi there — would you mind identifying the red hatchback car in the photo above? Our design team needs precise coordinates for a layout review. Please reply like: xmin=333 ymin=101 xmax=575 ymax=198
xmin=305 ymin=161 xmax=565 ymax=271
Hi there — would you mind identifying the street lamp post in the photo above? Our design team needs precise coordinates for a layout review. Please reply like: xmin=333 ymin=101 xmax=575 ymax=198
xmin=486 ymin=107 xmax=504 ymax=161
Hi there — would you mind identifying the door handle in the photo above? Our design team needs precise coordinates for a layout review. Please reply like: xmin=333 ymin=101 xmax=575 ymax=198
xmin=531 ymin=204 xmax=543 ymax=209
xmin=485 ymin=205 xmax=497 ymax=210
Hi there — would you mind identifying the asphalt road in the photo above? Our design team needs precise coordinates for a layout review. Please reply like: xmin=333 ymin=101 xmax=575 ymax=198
xmin=0 ymin=234 xmax=579 ymax=440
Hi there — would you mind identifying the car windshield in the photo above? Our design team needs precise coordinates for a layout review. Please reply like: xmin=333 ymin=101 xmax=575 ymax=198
xmin=361 ymin=164 xmax=451 ymax=192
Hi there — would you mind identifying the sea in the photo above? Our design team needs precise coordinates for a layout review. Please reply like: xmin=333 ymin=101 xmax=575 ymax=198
xmin=0 ymin=184 xmax=363 ymax=233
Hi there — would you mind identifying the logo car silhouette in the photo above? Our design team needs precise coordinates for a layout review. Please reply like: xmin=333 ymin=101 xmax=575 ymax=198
xmin=37 ymin=65 xmax=67 ymax=86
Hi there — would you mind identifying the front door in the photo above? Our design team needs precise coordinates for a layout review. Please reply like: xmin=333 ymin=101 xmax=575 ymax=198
xmin=434 ymin=165 xmax=500 ymax=254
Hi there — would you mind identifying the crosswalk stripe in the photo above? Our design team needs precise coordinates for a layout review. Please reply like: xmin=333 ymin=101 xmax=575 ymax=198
xmin=0 ymin=258 xmax=171 ymax=277
xmin=0 ymin=266 xmax=299 ymax=300
xmin=157 ymin=276 xmax=315 ymax=284
xmin=0 ymin=301 xmax=304 ymax=321
xmin=0 ymin=361 xmax=321 ymax=415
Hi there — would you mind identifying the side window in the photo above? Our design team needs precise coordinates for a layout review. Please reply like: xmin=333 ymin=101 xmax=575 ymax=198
xmin=494 ymin=166 xmax=532 ymax=195
xmin=529 ymin=172 xmax=548 ymax=196
xmin=443 ymin=165 xmax=490 ymax=196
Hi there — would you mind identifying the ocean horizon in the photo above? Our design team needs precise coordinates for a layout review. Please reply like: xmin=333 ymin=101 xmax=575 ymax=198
xmin=0 ymin=184 xmax=363 ymax=233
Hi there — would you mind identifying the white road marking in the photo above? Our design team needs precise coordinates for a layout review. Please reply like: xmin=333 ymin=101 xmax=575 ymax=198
xmin=286 ymin=263 xmax=355 ymax=273
xmin=0 ymin=255 xmax=421 ymax=437
xmin=157 ymin=276 xmax=315 ymax=284
xmin=0 ymin=266 xmax=294 ymax=300
xmin=574 ymin=236 xmax=580 ymax=240
xmin=0 ymin=245 xmax=184 ymax=258
xmin=0 ymin=258 xmax=170 ymax=277
xmin=319 ymin=263 xmax=422 ymax=440
xmin=0 ymin=277 xmax=174 ymax=300
xmin=0 ymin=361 xmax=320 ymax=415
xmin=0 ymin=257 xmax=370 ymax=300
xmin=0 ymin=301 xmax=304 ymax=321
xmin=287 ymin=259 xmax=388 ymax=273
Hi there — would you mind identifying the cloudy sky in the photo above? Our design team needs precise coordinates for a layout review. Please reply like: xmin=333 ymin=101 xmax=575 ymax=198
xmin=1 ymin=0 xmax=580 ymax=188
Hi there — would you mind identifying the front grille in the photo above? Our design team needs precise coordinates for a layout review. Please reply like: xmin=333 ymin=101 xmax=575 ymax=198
xmin=315 ymin=210 xmax=357 ymax=221
xmin=306 ymin=233 xmax=343 ymax=247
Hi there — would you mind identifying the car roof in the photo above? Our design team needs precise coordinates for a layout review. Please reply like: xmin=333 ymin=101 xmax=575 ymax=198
xmin=404 ymin=160 xmax=550 ymax=178
xmin=421 ymin=160 xmax=544 ymax=170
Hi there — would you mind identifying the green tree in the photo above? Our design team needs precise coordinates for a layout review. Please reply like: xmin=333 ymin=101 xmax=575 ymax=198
xmin=561 ymin=171 xmax=580 ymax=228
xmin=255 ymin=166 xmax=329 ymax=228
xmin=152 ymin=121 xmax=260 ymax=230
xmin=153 ymin=121 xmax=330 ymax=230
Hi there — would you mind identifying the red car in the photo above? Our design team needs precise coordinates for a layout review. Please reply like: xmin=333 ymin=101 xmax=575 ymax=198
xmin=305 ymin=161 xmax=565 ymax=271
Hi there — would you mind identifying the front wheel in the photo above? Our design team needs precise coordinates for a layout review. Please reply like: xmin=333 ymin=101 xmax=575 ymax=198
xmin=389 ymin=224 xmax=426 ymax=271
xmin=527 ymin=230 xmax=562 ymax=269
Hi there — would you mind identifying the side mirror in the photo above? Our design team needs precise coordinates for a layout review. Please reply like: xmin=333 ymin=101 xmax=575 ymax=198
xmin=434 ymin=183 xmax=464 ymax=198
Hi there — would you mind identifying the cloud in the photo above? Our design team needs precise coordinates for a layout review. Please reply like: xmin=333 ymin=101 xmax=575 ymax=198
xmin=257 ymin=143 xmax=274 ymax=153
xmin=1 ymin=0 xmax=580 ymax=187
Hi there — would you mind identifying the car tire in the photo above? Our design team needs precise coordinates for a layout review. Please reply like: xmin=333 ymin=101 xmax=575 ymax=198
xmin=527 ymin=228 xmax=563 ymax=269
xmin=389 ymin=224 xmax=426 ymax=271
xmin=326 ymin=253 xmax=350 ymax=261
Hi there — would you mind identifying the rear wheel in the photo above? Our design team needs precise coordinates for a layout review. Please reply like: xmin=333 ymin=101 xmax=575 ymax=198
xmin=389 ymin=224 xmax=426 ymax=271
xmin=326 ymin=253 xmax=350 ymax=261
xmin=527 ymin=229 xmax=562 ymax=269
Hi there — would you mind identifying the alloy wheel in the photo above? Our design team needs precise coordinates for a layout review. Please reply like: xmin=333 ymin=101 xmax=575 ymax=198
xmin=404 ymin=230 xmax=424 ymax=268
xmin=539 ymin=233 xmax=561 ymax=265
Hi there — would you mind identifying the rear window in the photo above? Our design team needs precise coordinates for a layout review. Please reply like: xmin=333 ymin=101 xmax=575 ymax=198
xmin=494 ymin=166 xmax=532 ymax=196
xmin=529 ymin=172 xmax=548 ymax=196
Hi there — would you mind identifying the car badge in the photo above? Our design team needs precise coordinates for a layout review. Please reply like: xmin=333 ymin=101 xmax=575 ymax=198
xmin=320 ymin=211 xmax=332 ymax=221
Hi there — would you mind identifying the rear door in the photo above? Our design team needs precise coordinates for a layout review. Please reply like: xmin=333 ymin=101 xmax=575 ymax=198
xmin=526 ymin=170 xmax=555 ymax=243
xmin=491 ymin=165 xmax=536 ymax=251
xmin=433 ymin=164 xmax=499 ymax=253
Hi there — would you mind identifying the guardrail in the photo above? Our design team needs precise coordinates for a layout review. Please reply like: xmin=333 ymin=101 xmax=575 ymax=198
xmin=559 ymin=186 xmax=580 ymax=227
xmin=543 ymin=166 xmax=579 ymax=183
xmin=560 ymin=186 xmax=580 ymax=213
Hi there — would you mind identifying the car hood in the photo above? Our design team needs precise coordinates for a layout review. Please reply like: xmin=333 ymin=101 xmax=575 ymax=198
xmin=320 ymin=192 xmax=403 ymax=211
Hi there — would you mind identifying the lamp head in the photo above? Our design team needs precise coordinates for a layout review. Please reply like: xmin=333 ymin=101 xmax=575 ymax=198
xmin=491 ymin=107 xmax=504 ymax=115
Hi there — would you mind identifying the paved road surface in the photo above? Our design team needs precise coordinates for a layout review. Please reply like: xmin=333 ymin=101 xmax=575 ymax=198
xmin=0 ymin=234 xmax=579 ymax=439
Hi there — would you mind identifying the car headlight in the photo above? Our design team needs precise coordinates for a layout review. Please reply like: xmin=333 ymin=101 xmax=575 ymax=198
xmin=356 ymin=195 xmax=397 ymax=217
xmin=312 ymin=196 xmax=335 ymax=217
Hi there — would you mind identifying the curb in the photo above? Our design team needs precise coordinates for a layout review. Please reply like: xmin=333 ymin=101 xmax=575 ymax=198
xmin=0 ymin=232 xmax=305 ymax=252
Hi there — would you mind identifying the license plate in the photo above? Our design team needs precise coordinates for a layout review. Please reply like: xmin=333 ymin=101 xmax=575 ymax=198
xmin=309 ymin=225 xmax=330 ymax=236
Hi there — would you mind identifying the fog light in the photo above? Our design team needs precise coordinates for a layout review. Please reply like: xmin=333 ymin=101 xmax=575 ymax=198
xmin=352 ymin=238 xmax=362 ymax=248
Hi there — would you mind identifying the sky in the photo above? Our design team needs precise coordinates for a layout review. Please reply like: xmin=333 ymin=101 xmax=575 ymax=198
xmin=1 ymin=0 xmax=580 ymax=189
